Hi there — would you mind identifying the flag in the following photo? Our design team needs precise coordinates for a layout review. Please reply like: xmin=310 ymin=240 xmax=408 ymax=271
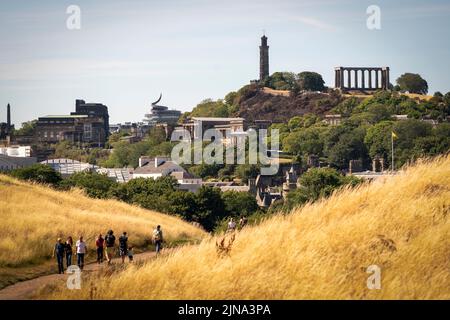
xmin=391 ymin=131 xmax=398 ymax=139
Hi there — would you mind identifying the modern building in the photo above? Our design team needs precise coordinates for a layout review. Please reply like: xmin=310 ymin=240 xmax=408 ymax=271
xmin=36 ymin=100 xmax=109 ymax=146
xmin=42 ymin=158 xmax=133 ymax=183
xmin=71 ymin=99 xmax=109 ymax=138
xmin=143 ymin=94 xmax=181 ymax=126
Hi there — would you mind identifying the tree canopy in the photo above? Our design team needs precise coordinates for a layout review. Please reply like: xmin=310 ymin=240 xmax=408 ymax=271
xmin=396 ymin=73 xmax=428 ymax=95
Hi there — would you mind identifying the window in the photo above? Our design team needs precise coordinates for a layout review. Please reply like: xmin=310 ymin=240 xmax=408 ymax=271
xmin=84 ymin=123 xmax=92 ymax=140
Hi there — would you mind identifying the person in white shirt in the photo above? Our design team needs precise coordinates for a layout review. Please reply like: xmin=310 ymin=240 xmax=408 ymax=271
xmin=227 ymin=218 xmax=237 ymax=232
xmin=75 ymin=236 xmax=87 ymax=270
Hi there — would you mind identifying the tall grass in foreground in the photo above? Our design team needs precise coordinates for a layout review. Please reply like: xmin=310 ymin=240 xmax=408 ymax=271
xmin=47 ymin=155 xmax=449 ymax=299
xmin=0 ymin=175 xmax=206 ymax=267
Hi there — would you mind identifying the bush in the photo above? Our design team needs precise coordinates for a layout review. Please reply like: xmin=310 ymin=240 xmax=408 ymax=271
xmin=61 ymin=171 xmax=118 ymax=199
xmin=10 ymin=164 xmax=62 ymax=186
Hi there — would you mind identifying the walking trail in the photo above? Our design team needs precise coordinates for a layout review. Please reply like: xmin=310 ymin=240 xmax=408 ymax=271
xmin=0 ymin=250 xmax=160 ymax=300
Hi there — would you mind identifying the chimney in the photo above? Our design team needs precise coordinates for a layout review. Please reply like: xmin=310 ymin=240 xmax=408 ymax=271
xmin=6 ymin=103 xmax=11 ymax=130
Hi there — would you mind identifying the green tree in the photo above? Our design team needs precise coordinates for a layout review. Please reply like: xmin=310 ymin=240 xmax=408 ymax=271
xmin=10 ymin=164 xmax=62 ymax=186
xmin=194 ymin=186 xmax=226 ymax=231
xmin=285 ymin=167 xmax=360 ymax=210
xmin=396 ymin=73 xmax=428 ymax=95
xmin=13 ymin=120 xmax=37 ymax=136
xmin=297 ymin=71 xmax=325 ymax=91
xmin=364 ymin=120 xmax=394 ymax=161
xmin=264 ymin=72 xmax=299 ymax=91
xmin=221 ymin=191 xmax=258 ymax=217
xmin=283 ymin=126 xmax=326 ymax=157
xmin=61 ymin=171 xmax=117 ymax=199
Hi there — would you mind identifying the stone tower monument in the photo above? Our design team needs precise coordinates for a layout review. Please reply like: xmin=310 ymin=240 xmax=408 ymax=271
xmin=7 ymin=103 xmax=11 ymax=131
xmin=259 ymin=34 xmax=269 ymax=82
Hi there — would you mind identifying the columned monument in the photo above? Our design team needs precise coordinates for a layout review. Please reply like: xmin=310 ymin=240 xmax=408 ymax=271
xmin=259 ymin=34 xmax=269 ymax=82
xmin=335 ymin=67 xmax=390 ymax=92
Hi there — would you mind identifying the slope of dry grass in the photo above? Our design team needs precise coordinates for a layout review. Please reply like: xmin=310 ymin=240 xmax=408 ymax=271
xmin=46 ymin=155 xmax=449 ymax=300
xmin=0 ymin=174 xmax=206 ymax=269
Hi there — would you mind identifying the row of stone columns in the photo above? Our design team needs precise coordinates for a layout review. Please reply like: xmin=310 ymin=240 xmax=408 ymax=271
xmin=335 ymin=67 xmax=390 ymax=91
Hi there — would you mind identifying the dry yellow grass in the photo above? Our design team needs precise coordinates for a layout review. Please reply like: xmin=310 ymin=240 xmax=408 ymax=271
xmin=0 ymin=175 xmax=206 ymax=268
xmin=47 ymin=155 xmax=450 ymax=300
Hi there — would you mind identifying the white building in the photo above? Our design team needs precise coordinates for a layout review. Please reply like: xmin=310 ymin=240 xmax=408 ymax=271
xmin=0 ymin=146 xmax=32 ymax=157
xmin=133 ymin=156 xmax=202 ymax=192
xmin=42 ymin=158 xmax=133 ymax=183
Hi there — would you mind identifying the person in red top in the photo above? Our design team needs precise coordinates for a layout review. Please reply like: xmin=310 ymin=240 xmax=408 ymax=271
xmin=96 ymin=234 xmax=105 ymax=264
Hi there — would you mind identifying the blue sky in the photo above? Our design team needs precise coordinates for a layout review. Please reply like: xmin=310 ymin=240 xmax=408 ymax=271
xmin=1 ymin=0 xmax=450 ymax=126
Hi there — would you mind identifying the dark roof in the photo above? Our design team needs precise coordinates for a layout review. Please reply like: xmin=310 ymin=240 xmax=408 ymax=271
xmin=133 ymin=160 xmax=183 ymax=174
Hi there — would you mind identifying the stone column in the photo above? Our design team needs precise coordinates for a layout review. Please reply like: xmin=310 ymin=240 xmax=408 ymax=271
xmin=385 ymin=67 xmax=390 ymax=90
xmin=335 ymin=69 xmax=339 ymax=88
xmin=354 ymin=69 xmax=358 ymax=89
xmin=340 ymin=67 xmax=344 ymax=90
xmin=368 ymin=69 xmax=372 ymax=89
xmin=375 ymin=69 xmax=379 ymax=89
xmin=361 ymin=69 xmax=365 ymax=89
xmin=347 ymin=69 xmax=351 ymax=89
xmin=381 ymin=69 xmax=386 ymax=90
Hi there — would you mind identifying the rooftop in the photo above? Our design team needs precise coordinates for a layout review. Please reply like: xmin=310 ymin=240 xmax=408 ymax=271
xmin=39 ymin=115 xmax=89 ymax=119
xmin=191 ymin=117 xmax=244 ymax=122
xmin=133 ymin=159 xmax=184 ymax=175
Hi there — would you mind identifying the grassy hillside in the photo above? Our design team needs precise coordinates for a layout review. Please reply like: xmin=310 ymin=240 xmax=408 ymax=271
xmin=46 ymin=155 xmax=449 ymax=300
xmin=0 ymin=175 xmax=206 ymax=286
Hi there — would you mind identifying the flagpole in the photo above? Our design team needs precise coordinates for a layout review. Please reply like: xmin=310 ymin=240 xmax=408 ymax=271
xmin=391 ymin=133 xmax=394 ymax=172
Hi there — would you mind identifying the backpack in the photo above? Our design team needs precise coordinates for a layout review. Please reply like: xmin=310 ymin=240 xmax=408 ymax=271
xmin=105 ymin=234 xmax=115 ymax=247
xmin=153 ymin=229 xmax=162 ymax=241
xmin=119 ymin=236 xmax=128 ymax=248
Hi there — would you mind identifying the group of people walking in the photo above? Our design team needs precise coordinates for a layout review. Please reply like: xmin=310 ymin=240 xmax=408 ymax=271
xmin=227 ymin=216 xmax=248 ymax=232
xmin=52 ymin=225 xmax=164 ymax=274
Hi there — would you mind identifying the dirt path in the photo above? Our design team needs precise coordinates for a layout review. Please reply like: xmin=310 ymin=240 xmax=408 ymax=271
xmin=0 ymin=250 xmax=159 ymax=300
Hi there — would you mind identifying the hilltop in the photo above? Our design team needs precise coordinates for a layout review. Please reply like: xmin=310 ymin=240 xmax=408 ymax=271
xmin=233 ymin=85 xmax=343 ymax=122
xmin=0 ymin=175 xmax=206 ymax=288
xmin=45 ymin=155 xmax=450 ymax=299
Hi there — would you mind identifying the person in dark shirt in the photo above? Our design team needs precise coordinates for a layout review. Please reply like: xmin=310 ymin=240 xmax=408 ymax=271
xmin=118 ymin=232 xmax=128 ymax=263
xmin=65 ymin=236 xmax=73 ymax=268
xmin=104 ymin=230 xmax=116 ymax=264
xmin=52 ymin=238 xmax=66 ymax=274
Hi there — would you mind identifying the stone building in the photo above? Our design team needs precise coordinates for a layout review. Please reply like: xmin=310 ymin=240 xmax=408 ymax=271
xmin=176 ymin=117 xmax=245 ymax=146
xmin=335 ymin=66 xmax=390 ymax=92
xmin=282 ymin=166 xmax=298 ymax=199
xmin=36 ymin=100 xmax=109 ymax=146
xmin=259 ymin=34 xmax=269 ymax=82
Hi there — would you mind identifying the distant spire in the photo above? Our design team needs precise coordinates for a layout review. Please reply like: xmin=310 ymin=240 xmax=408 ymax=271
xmin=6 ymin=103 xmax=11 ymax=129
